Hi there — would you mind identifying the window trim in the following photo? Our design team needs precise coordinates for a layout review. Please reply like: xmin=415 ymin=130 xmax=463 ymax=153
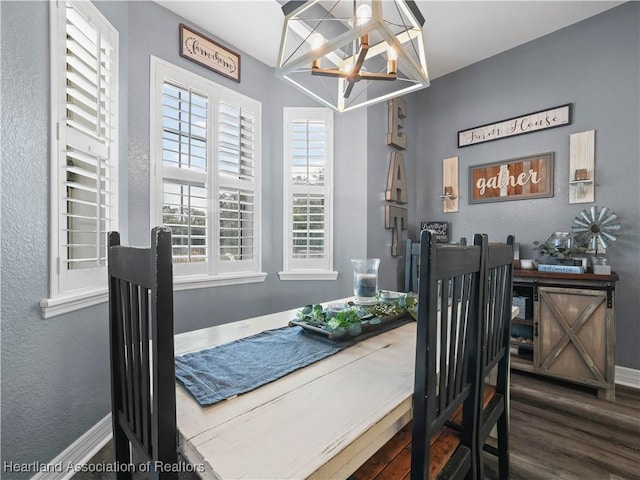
xmin=150 ymin=56 xmax=265 ymax=287
xmin=279 ymin=107 xmax=337 ymax=281
xmin=43 ymin=0 xmax=119 ymax=318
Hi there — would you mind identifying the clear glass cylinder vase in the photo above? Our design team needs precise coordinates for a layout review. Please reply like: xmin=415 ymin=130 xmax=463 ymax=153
xmin=351 ymin=258 xmax=380 ymax=305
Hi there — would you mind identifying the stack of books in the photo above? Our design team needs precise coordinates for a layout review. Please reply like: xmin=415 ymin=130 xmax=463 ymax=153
xmin=537 ymin=264 xmax=584 ymax=274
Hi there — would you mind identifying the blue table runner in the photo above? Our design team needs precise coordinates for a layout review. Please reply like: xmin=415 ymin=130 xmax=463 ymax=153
xmin=175 ymin=318 xmax=411 ymax=406
xmin=175 ymin=326 xmax=349 ymax=406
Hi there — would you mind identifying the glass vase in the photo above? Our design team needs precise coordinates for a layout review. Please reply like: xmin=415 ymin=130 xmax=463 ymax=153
xmin=351 ymin=258 xmax=380 ymax=305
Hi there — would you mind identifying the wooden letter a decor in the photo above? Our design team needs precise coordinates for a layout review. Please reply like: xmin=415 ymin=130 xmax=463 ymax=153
xmin=386 ymin=152 xmax=408 ymax=204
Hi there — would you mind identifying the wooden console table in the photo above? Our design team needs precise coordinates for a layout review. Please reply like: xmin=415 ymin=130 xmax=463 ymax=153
xmin=511 ymin=269 xmax=618 ymax=401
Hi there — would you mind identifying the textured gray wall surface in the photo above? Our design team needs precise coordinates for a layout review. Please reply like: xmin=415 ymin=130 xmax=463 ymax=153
xmin=1 ymin=1 xmax=129 ymax=475
xmin=1 ymin=0 xmax=367 ymax=474
xmin=413 ymin=3 xmax=639 ymax=369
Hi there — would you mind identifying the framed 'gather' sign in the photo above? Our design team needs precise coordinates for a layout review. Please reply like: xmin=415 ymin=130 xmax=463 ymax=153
xmin=180 ymin=24 xmax=241 ymax=82
xmin=469 ymin=153 xmax=554 ymax=204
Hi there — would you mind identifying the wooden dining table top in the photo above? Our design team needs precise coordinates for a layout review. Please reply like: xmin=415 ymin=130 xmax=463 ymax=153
xmin=174 ymin=298 xmax=518 ymax=480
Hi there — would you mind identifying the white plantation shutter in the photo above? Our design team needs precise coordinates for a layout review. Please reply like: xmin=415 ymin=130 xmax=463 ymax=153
xmin=50 ymin=0 xmax=118 ymax=296
xmin=150 ymin=58 xmax=262 ymax=282
xmin=218 ymin=102 xmax=255 ymax=179
xmin=216 ymin=99 xmax=258 ymax=273
xmin=292 ymin=193 xmax=325 ymax=258
xmin=162 ymin=182 xmax=208 ymax=265
xmin=218 ymin=187 xmax=255 ymax=262
xmin=161 ymin=82 xmax=209 ymax=275
xmin=281 ymin=108 xmax=335 ymax=278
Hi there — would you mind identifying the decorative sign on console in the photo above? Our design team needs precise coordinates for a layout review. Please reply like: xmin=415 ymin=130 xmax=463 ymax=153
xmin=458 ymin=104 xmax=571 ymax=148
xmin=469 ymin=152 xmax=554 ymax=204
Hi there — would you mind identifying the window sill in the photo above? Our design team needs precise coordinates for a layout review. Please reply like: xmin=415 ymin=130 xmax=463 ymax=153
xmin=40 ymin=272 xmax=268 ymax=318
xmin=40 ymin=288 xmax=109 ymax=319
xmin=173 ymin=272 xmax=268 ymax=291
xmin=278 ymin=270 xmax=339 ymax=281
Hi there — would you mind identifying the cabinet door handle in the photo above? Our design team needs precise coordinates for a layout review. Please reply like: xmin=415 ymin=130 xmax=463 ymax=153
xmin=534 ymin=322 xmax=539 ymax=337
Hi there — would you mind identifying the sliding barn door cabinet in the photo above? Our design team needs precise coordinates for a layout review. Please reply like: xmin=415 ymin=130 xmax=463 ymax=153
xmin=511 ymin=270 xmax=618 ymax=401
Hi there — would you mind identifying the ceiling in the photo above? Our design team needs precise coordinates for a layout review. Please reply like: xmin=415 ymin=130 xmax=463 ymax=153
xmin=155 ymin=1 xmax=624 ymax=80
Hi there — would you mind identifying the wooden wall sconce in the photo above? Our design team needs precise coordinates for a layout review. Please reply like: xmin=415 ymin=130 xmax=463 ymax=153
xmin=569 ymin=130 xmax=595 ymax=204
xmin=441 ymin=156 xmax=459 ymax=213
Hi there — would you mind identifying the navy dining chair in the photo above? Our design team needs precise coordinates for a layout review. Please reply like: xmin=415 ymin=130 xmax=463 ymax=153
xmin=472 ymin=234 xmax=514 ymax=480
xmin=352 ymin=230 xmax=486 ymax=480
xmin=108 ymin=226 xmax=178 ymax=479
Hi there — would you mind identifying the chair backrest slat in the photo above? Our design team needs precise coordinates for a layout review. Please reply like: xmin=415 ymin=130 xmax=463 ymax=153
xmin=139 ymin=286 xmax=151 ymax=452
xmin=482 ymin=237 xmax=514 ymax=374
xmin=405 ymin=239 xmax=421 ymax=293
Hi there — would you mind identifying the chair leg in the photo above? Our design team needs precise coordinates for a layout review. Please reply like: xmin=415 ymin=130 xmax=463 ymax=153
xmin=476 ymin=446 xmax=485 ymax=480
xmin=496 ymin=412 xmax=509 ymax=480
xmin=113 ymin=425 xmax=132 ymax=480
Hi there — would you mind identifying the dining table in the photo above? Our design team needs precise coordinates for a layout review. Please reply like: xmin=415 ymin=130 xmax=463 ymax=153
xmin=174 ymin=297 xmax=519 ymax=480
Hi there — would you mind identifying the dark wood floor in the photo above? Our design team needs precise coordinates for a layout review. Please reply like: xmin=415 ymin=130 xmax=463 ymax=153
xmin=482 ymin=371 xmax=640 ymax=480
xmin=74 ymin=371 xmax=639 ymax=480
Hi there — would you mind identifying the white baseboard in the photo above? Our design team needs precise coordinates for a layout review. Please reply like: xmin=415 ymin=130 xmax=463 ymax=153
xmin=615 ymin=365 xmax=640 ymax=389
xmin=30 ymin=414 xmax=112 ymax=480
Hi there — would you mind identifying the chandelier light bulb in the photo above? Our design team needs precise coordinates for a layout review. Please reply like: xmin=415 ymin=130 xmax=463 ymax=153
xmin=309 ymin=33 xmax=324 ymax=69
xmin=341 ymin=61 xmax=353 ymax=73
xmin=356 ymin=4 xmax=372 ymax=25
xmin=309 ymin=33 xmax=324 ymax=50
xmin=387 ymin=47 xmax=397 ymax=74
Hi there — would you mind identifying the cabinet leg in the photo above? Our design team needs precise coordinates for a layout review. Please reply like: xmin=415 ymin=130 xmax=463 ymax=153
xmin=597 ymin=386 xmax=615 ymax=402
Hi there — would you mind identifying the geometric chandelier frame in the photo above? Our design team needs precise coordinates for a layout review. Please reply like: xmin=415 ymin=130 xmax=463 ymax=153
xmin=276 ymin=0 xmax=429 ymax=113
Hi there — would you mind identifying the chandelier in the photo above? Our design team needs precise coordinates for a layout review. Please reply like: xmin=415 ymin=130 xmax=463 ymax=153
xmin=276 ymin=0 xmax=429 ymax=113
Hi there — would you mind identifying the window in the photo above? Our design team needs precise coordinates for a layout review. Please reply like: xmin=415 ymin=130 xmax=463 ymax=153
xmin=151 ymin=58 xmax=264 ymax=288
xmin=280 ymin=108 xmax=337 ymax=280
xmin=42 ymin=0 xmax=119 ymax=318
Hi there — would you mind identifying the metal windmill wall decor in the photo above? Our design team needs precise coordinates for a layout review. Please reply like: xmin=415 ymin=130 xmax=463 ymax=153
xmin=572 ymin=206 xmax=621 ymax=253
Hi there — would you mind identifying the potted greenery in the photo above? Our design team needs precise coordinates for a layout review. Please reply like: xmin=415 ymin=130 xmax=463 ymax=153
xmin=533 ymin=232 xmax=585 ymax=265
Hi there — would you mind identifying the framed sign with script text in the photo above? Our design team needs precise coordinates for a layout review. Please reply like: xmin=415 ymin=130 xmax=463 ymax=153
xmin=458 ymin=104 xmax=571 ymax=148
xmin=180 ymin=24 xmax=241 ymax=82
xmin=469 ymin=153 xmax=554 ymax=204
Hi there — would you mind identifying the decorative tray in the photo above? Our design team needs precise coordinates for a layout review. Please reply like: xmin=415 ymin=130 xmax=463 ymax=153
xmin=288 ymin=292 xmax=417 ymax=341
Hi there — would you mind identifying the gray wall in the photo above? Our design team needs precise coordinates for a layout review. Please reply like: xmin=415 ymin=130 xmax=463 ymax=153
xmin=413 ymin=2 xmax=639 ymax=369
xmin=1 ymin=1 xmax=129 ymax=474
xmin=1 ymin=0 xmax=367 ymax=473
